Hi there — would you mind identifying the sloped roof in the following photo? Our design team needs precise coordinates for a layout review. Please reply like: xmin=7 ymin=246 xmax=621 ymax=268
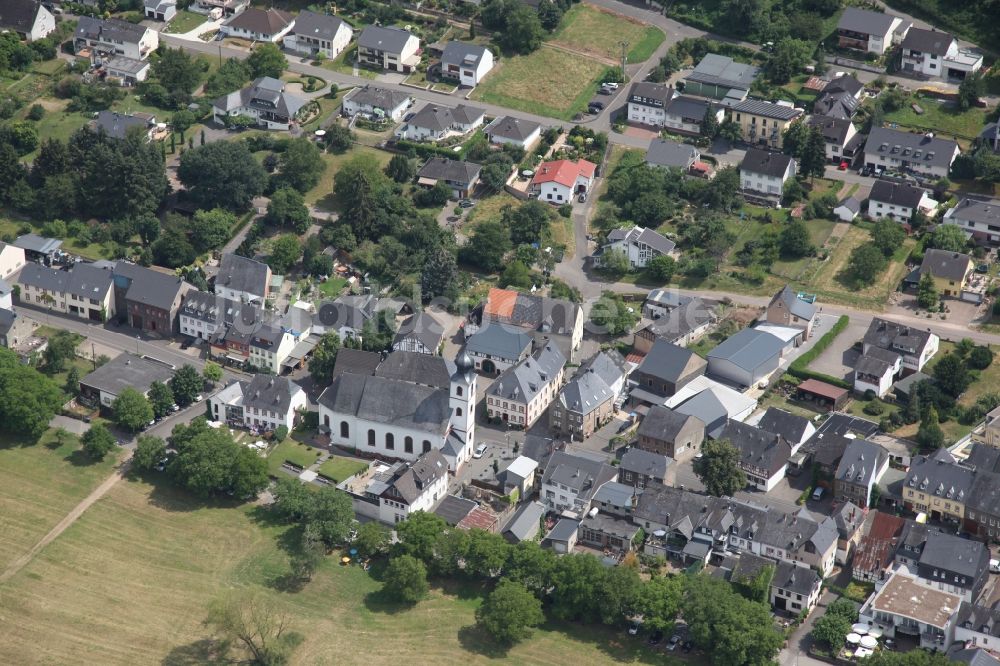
xmin=637 ymin=405 xmax=704 ymax=442
xmin=740 ymin=148 xmax=794 ymax=178
xmin=291 ymin=10 xmax=349 ymax=41
xmin=440 ymin=40 xmax=491 ymax=67
xmin=19 ymin=263 xmax=113 ymax=301
xmin=223 ymin=7 xmax=293 ymax=35
xmin=557 ymin=369 xmax=613 ymax=416
xmin=465 ymin=323 xmax=532 ymax=360
xmin=731 ymin=99 xmax=802 ymax=121
xmin=867 ymin=126 xmax=959 ymax=171
xmin=393 ymin=311 xmax=446 ymax=352
xmin=80 ymin=352 xmax=174 ymax=396
xmin=646 ymin=138 xmax=698 ymax=169
xmin=902 ymin=27 xmax=955 ymax=56
xmin=531 ymin=159 xmax=596 ymax=188
xmin=687 ymin=54 xmax=758 ymax=90
xmin=707 ymin=328 xmax=784 ymax=372
xmin=620 ymin=448 xmax=671 ymax=479
xmin=869 ymin=178 xmax=927 ymax=209
xmin=488 ymin=344 xmax=565 ymax=403
xmin=0 ymin=0 xmax=46 ymax=34
xmin=375 ymin=350 xmax=455 ymax=390
xmin=242 ymin=374 xmax=302 ymax=414
xmin=115 ymin=262 xmax=189 ymax=311
xmin=213 ymin=77 xmax=307 ymax=120
xmin=331 ymin=348 xmax=381 ymax=380
xmin=76 ymin=15 xmax=148 ymax=44
xmin=344 ymin=85 xmax=411 ymax=111
xmin=217 ymin=253 xmax=270 ymax=300
xmin=417 ymin=157 xmax=482 ymax=184
xmin=408 ymin=103 xmax=485 ymax=132
xmin=770 ymin=285 xmax=816 ymax=321
xmin=838 ymin=7 xmax=897 ymax=36
xmin=835 ymin=438 xmax=887 ymax=484
xmin=638 ymin=338 xmax=707 ymax=384
xmin=487 ymin=115 xmax=541 ymax=142
xmin=606 ymin=225 xmax=676 ymax=255
xmin=357 ymin=24 xmax=416 ymax=53
xmin=318 ymin=373 xmax=451 ymax=435
xmin=920 ymin=248 xmax=972 ymax=282
xmin=758 ymin=407 xmax=812 ymax=443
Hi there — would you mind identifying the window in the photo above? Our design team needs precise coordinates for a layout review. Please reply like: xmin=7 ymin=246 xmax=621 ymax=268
xmin=423 ymin=440 xmax=431 ymax=453
xmin=456 ymin=386 xmax=463 ymax=396
xmin=386 ymin=433 xmax=394 ymax=450
xmin=456 ymin=407 xmax=462 ymax=417
xmin=340 ymin=421 xmax=349 ymax=438
xmin=405 ymin=436 xmax=413 ymax=453
xmin=367 ymin=429 xmax=376 ymax=447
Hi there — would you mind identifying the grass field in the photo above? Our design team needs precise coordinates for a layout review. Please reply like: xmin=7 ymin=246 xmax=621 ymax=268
xmin=163 ymin=10 xmax=206 ymax=34
xmin=551 ymin=4 xmax=665 ymax=62
xmin=306 ymin=145 xmax=393 ymax=209
xmin=267 ymin=439 xmax=324 ymax=475
xmin=883 ymin=96 xmax=987 ymax=141
xmin=472 ymin=46 xmax=606 ymax=120
xmin=318 ymin=456 xmax=368 ymax=483
xmin=318 ymin=276 xmax=349 ymax=299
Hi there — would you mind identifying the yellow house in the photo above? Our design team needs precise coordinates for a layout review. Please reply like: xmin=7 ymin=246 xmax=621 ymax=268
xmin=729 ymin=100 xmax=803 ymax=150
xmin=919 ymin=248 xmax=973 ymax=297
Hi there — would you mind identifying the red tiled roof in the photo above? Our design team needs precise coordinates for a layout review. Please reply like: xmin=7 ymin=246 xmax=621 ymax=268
xmin=852 ymin=511 xmax=906 ymax=576
xmin=484 ymin=287 xmax=518 ymax=318
xmin=458 ymin=506 xmax=499 ymax=532
xmin=625 ymin=352 xmax=646 ymax=365
xmin=798 ymin=378 xmax=848 ymax=401
xmin=530 ymin=159 xmax=596 ymax=188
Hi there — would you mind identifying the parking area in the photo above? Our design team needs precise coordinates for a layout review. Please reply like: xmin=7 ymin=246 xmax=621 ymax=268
xmin=807 ymin=317 xmax=867 ymax=381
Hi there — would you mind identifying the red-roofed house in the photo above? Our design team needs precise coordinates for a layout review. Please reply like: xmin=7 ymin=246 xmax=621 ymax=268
xmin=530 ymin=159 xmax=596 ymax=204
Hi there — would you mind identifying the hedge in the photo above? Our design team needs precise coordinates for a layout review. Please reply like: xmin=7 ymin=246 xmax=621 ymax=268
xmin=786 ymin=315 xmax=853 ymax=390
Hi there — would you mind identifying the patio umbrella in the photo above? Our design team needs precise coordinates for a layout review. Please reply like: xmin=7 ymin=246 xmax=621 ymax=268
xmin=852 ymin=623 xmax=870 ymax=635
xmin=867 ymin=627 xmax=884 ymax=639
xmin=846 ymin=633 xmax=862 ymax=645
xmin=349 ymin=548 xmax=358 ymax=556
xmin=860 ymin=636 xmax=878 ymax=649
xmin=341 ymin=556 xmax=350 ymax=564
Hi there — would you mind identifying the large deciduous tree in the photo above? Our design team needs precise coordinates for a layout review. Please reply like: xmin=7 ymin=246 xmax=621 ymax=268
xmin=246 ymin=43 xmax=286 ymax=79
xmin=207 ymin=591 xmax=303 ymax=665
xmin=275 ymin=137 xmax=326 ymax=193
xmin=694 ymin=438 xmax=746 ymax=496
xmin=265 ymin=187 xmax=310 ymax=233
xmin=476 ymin=580 xmax=544 ymax=644
xmin=177 ymin=141 xmax=267 ymax=211
xmin=82 ymin=423 xmax=116 ymax=460
xmin=113 ymin=387 xmax=154 ymax=432
xmin=170 ymin=364 xmax=203 ymax=406
xmin=383 ymin=554 xmax=429 ymax=603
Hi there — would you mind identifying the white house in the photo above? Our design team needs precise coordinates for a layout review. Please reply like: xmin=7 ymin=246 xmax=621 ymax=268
xmin=485 ymin=116 xmax=541 ymax=150
xmin=248 ymin=322 xmax=303 ymax=375
xmin=807 ymin=115 xmax=860 ymax=163
xmin=318 ymin=351 xmax=477 ymax=472
xmin=863 ymin=318 xmax=939 ymax=374
xmin=529 ymin=159 xmax=597 ymax=204
xmin=179 ymin=290 xmax=258 ymax=341
xmin=859 ymin=569 xmax=959 ymax=651
xmin=104 ymin=56 xmax=151 ymax=86
xmin=901 ymin=28 xmax=983 ymax=80
xmin=357 ymin=25 xmax=420 ymax=73
xmin=486 ymin=344 xmax=565 ymax=428
xmin=209 ymin=374 xmax=308 ymax=432
xmin=18 ymin=263 xmax=114 ymax=321
xmin=215 ymin=253 xmax=271 ymax=304
xmin=739 ymin=148 xmax=795 ymax=203
xmin=598 ymin=225 xmax=676 ymax=269
xmin=626 ymin=82 xmax=675 ymax=127
xmin=943 ymin=197 xmax=1000 ymax=245
xmin=867 ymin=178 xmax=938 ymax=224
xmin=0 ymin=243 xmax=26 ymax=280
xmin=392 ymin=311 xmax=446 ymax=355
xmin=864 ymin=127 xmax=960 ymax=181
xmin=220 ymin=8 xmax=295 ymax=42
xmin=212 ymin=77 xmax=307 ymax=130
xmin=2 ymin=0 xmax=56 ymax=41
xmin=283 ymin=10 xmax=352 ymax=59
xmin=74 ymin=16 xmax=158 ymax=61
xmin=338 ymin=451 xmax=449 ymax=525
xmin=464 ymin=323 xmax=533 ymax=376
xmin=834 ymin=438 xmax=890 ymax=507
xmin=540 ymin=450 xmax=617 ymax=516
xmin=834 ymin=196 xmax=861 ymax=222
xmin=837 ymin=7 xmax=910 ymax=55
xmin=439 ymin=41 xmax=494 ymax=87
xmin=342 ymin=85 xmax=412 ymax=122
xmin=395 ymin=103 xmax=485 ymax=142
xmin=854 ymin=348 xmax=902 ymax=398
xmin=143 ymin=0 xmax=177 ymax=22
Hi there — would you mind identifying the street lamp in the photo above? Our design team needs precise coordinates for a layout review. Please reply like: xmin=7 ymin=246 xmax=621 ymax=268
xmin=135 ymin=335 xmax=140 ymax=355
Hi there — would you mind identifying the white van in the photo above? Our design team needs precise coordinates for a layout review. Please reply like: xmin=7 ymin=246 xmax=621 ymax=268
xmin=812 ymin=487 xmax=825 ymax=501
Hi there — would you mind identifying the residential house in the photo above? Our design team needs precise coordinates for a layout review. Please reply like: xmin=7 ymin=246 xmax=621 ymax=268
xmin=854 ymin=346 xmax=903 ymax=397
xmin=642 ymin=289 xmax=688 ymax=320
xmin=966 ymin=467 xmax=1000 ymax=542
xmin=392 ymin=311 xmax=445 ymax=355
xmin=903 ymin=449 xmax=974 ymax=524
xmin=500 ymin=455 xmax=538 ymax=498
xmin=356 ymin=25 xmax=420 ymax=72
xmin=78 ymin=352 xmax=175 ymax=409
xmin=835 ymin=438 xmax=890 ymax=507
xmin=342 ymin=85 xmax=411 ymax=122
xmin=550 ymin=364 xmax=616 ymax=440
xmin=529 ymin=158 xmax=596 ymax=204
xmin=901 ymin=28 xmax=983 ymax=80
xmin=0 ymin=307 xmax=32 ymax=351
xmin=974 ymin=406 xmax=1000 ymax=448
xmin=837 ymin=7 xmax=909 ymax=54
xmin=813 ymin=75 xmax=864 ymax=120
xmin=981 ymin=121 xmax=1000 ymax=154
xmin=485 ymin=116 xmax=541 ymax=150
xmin=645 ymin=138 xmax=701 ymax=173
xmin=954 ymin=603 xmax=1000 ymax=655
xmin=502 ymin=500 xmax=545 ymax=543
xmin=765 ymin=285 xmax=817 ymax=343
xmin=720 ymin=420 xmax=791 ymax=492
xmin=864 ymin=126 xmax=961 ymax=180
xmin=578 ymin=512 xmax=641 ymax=553
xmin=739 ymin=148 xmax=796 ymax=204
xmin=103 ymin=57 xmax=151 ymax=86
xmin=486 ymin=343 xmax=565 ymax=428
xmin=859 ymin=569 xmax=959 ymax=650
xmin=74 ymin=16 xmax=158 ymax=61
xmin=919 ymin=249 xmax=973 ymax=297
xmin=179 ymin=290 xmax=258 ymax=342
xmin=315 ymin=294 xmax=377 ymax=342
xmin=631 ymin=338 xmax=707 ymax=403
xmin=707 ymin=328 xmax=785 ymax=388
xmin=416 ymin=157 xmax=481 ymax=198
xmin=13 ymin=233 xmax=61 ymax=265
xmin=583 ymin=349 xmax=629 ymax=399
xmin=672 ymin=381 xmax=757 ymax=438
xmin=0 ymin=242 xmax=25 ymax=280
xmin=661 ymin=96 xmax=722 ymax=136
xmin=915 ymin=530 xmax=989 ymax=602
xmin=867 ymin=178 xmax=938 ymax=224
xmin=1 ymin=0 xmax=55 ymax=41
xmin=597 ymin=225 xmax=675 ymax=269
xmin=439 ymin=41 xmax=494 ymax=87
xmin=283 ymin=10 xmax=352 ymax=59
xmin=221 ymin=8 xmax=294 ymax=42
xmin=209 ymin=374 xmax=307 ymax=432
xmin=318 ymin=351 xmax=476 ymax=471
xmin=215 ymin=253 xmax=271 ymax=304
xmin=480 ymin=287 xmax=584 ymax=362
xmin=144 ymin=0 xmax=177 ymax=22
xmin=864 ymin=317 xmax=939 ymax=373
xmin=757 ymin=407 xmax=815 ymax=455
xmin=942 ymin=198 xmax=1000 ymax=245
xmin=18 ymin=263 xmax=114 ymax=322
xmin=832 ymin=501 xmax=865 ymax=565
xmin=619 ymin=448 xmax=673 ymax=489
xmin=91 ymin=110 xmax=157 ymax=139
xmin=378 ymin=451 xmax=451 ymax=525
xmin=853 ymin=511 xmax=907 ymax=582
xmin=636 ymin=405 xmax=705 ymax=463
xmin=950 ymin=648 xmax=1000 ymax=666
xmin=806 ymin=115 xmax=862 ymax=163
xmin=682 ymin=54 xmax=759 ymax=105
xmin=729 ymin=100 xmax=803 ymax=149
xmin=212 ymin=77 xmax=307 ymax=130
xmin=194 ymin=0 xmax=248 ymax=16
xmin=733 ymin=554 xmax=823 ymax=615
xmin=112 ymin=262 xmax=191 ymax=334
xmin=626 ymin=82 xmax=675 ymax=127
xmin=463 ymin=323 xmax=532 ymax=375
xmin=834 ymin=196 xmax=861 ymax=222
xmin=540 ymin=450 xmax=617 ymax=515
xmin=634 ymin=296 xmax=716 ymax=352
xmin=396 ymin=103 xmax=485 ymax=142
xmin=247 ymin=322 xmax=300 ymax=374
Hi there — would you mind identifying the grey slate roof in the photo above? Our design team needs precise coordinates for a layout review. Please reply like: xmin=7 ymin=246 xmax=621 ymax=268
xmin=547 ymin=517 xmax=580 ymax=542
xmin=771 ymin=285 xmax=816 ymax=321
xmin=375 ymin=350 xmax=455 ymax=390
xmin=489 ymin=344 xmax=565 ymax=403
xmin=856 ymin=347 xmax=900 ymax=377
xmin=948 ymin=198 xmax=1000 ymax=226
xmin=0 ymin=0 xmax=45 ymax=34
xmin=687 ymin=54 xmax=758 ymax=90
xmin=707 ymin=328 xmax=784 ymax=371
xmin=956 ymin=602 xmax=1000 ymax=641
xmin=920 ymin=249 xmax=971 ymax=283
xmin=582 ymin=350 xmax=628 ymax=389
xmin=104 ymin=56 xmax=149 ymax=76
xmin=664 ymin=95 xmax=712 ymax=120
xmin=628 ymin=81 xmax=674 ymax=106
xmin=837 ymin=196 xmax=861 ymax=214
xmin=115 ymin=262 xmax=189 ymax=311
xmin=740 ymin=148 xmax=794 ymax=178
xmin=620 ymin=448 xmax=670 ymax=480
xmin=835 ymin=438 xmax=887 ymax=484
xmin=242 ymin=374 xmax=301 ymax=414
xmin=731 ymin=99 xmax=802 ymax=121
xmin=465 ymin=323 xmax=532 ymax=360
xmin=905 ymin=450 xmax=975 ymax=504
xmin=344 ymin=85 xmax=411 ymax=112
xmin=675 ymin=390 xmax=729 ymax=438
xmin=758 ymin=407 xmax=811 ymax=443
xmin=867 ymin=126 xmax=959 ymax=171
xmin=318 ymin=373 xmax=451 ymax=435
xmin=213 ymin=77 xmax=307 ymax=120
xmin=13 ymin=233 xmax=61 ymax=255
xmin=0 ymin=307 xmax=17 ymax=337
xmin=19 ymin=263 xmax=112 ymax=301
xmin=637 ymin=339 xmax=706 ymax=384
xmin=291 ymin=10 xmax=348 ymax=41
xmin=824 ymin=75 xmax=864 ymax=98
xmin=180 ymin=290 xmax=254 ymax=327
xmin=813 ymin=90 xmax=859 ymax=119
xmin=93 ymin=110 xmax=150 ymax=139
xmin=902 ymin=27 xmax=955 ymax=56
xmin=557 ymin=370 xmax=613 ymax=416
xmin=951 ymin=648 xmax=1000 ymax=666
xmin=838 ymin=7 xmax=897 ymax=36
xmin=80 ymin=352 xmax=175 ymax=396
xmin=393 ymin=311 xmax=446 ymax=352
xmin=720 ymin=420 xmax=791 ymax=475
xmin=390 ymin=449 xmax=448 ymax=504
xmin=807 ymin=115 xmax=855 ymax=146
xmin=606 ymin=225 xmax=676 ymax=255
xmin=357 ymin=24 xmax=415 ymax=54
xmin=644 ymin=297 xmax=717 ymax=343
xmin=488 ymin=116 xmax=541 ymax=142
xmin=772 ymin=559 xmax=821 ymax=597
xmin=646 ymin=138 xmax=698 ymax=169
xmin=503 ymin=500 xmax=545 ymax=542
xmin=637 ymin=405 xmax=704 ymax=442
xmin=331 ymin=347 xmax=381 ymax=380
xmin=417 ymin=157 xmax=482 ymax=184
xmin=217 ymin=253 xmax=270 ymax=300
xmin=869 ymin=178 xmax=927 ymax=209
xmin=919 ymin=529 xmax=988 ymax=579
xmin=864 ymin=318 xmax=934 ymax=357
xmin=440 ymin=41 xmax=491 ymax=68
xmin=542 ymin=450 xmax=617 ymax=494
xmin=434 ymin=494 xmax=477 ymax=525
xmin=76 ymin=15 xmax=148 ymax=45
xmin=408 ymin=103 xmax=484 ymax=132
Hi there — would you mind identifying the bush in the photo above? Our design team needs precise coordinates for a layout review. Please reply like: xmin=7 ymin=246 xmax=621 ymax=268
xmin=27 ymin=104 xmax=45 ymax=121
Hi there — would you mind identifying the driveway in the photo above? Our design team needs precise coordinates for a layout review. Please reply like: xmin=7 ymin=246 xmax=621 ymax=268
xmin=807 ymin=317 xmax=867 ymax=382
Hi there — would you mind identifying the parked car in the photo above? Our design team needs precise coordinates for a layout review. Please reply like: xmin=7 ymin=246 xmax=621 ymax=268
xmin=459 ymin=199 xmax=475 ymax=208
xmin=589 ymin=101 xmax=605 ymax=111
xmin=473 ymin=443 xmax=488 ymax=459
xmin=667 ymin=635 xmax=681 ymax=651
xmin=578 ymin=192 xmax=587 ymax=203
xmin=602 ymin=82 xmax=619 ymax=90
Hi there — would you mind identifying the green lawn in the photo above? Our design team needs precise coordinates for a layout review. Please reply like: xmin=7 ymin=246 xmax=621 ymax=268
xmin=305 ymin=145 xmax=393 ymax=209
xmin=883 ymin=96 xmax=987 ymax=141
xmin=325 ymin=44 xmax=379 ymax=80
xmin=164 ymin=9 xmax=207 ymax=34
xmin=551 ymin=3 xmax=665 ymax=62
xmin=30 ymin=59 xmax=67 ymax=76
xmin=317 ymin=455 xmax=368 ymax=483
xmin=267 ymin=438 xmax=324 ymax=476
xmin=318 ymin=276 xmax=348 ymax=299
xmin=472 ymin=46 xmax=606 ymax=120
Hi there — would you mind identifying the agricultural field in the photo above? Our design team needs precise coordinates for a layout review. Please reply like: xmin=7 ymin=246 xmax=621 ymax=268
xmin=550 ymin=4 xmax=665 ymax=62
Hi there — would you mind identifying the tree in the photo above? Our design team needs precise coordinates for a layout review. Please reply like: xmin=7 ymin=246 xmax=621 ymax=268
xmin=647 ymin=254 xmax=676 ymax=283
xmin=421 ymin=247 xmax=459 ymax=301
xmin=147 ymin=380 xmax=176 ymax=420
xmin=271 ymin=476 xmax=316 ymax=523
xmin=42 ymin=329 xmax=78 ymax=372
xmin=476 ymin=580 xmax=544 ymax=644
xmin=969 ymin=346 xmax=994 ymax=370
xmin=190 ymin=208 xmax=236 ymax=252
xmin=170 ymin=418 xmax=269 ymax=498
xmin=151 ymin=47 xmax=201 ymax=106
xmin=934 ymin=353 xmax=971 ymax=397
xmin=958 ymin=70 xmax=985 ymax=111
xmin=112 ymin=387 xmax=154 ymax=433
xmin=395 ymin=511 xmax=448 ymax=563
xmin=718 ymin=118 xmax=742 ymax=144
xmin=766 ymin=38 xmax=813 ymax=84
xmin=268 ymin=234 xmax=302 ymax=275
xmin=354 ymin=521 xmax=391 ymax=558
xmin=498 ymin=6 xmax=545 ymax=54
xmin=203 ymin=361 xmax=223 ymax=385
xmin=779 ymin=219 xmax=812 ymax=258
xmin=682 ymin=575 xmax=783 ymax=666
xmin=265 ymin=187 xmax=310 ymax=233
xmin=307 ymin=332 xmax=341 ymax=385
xmin=465 ymin=529 xmax=511 ymax=579
xmin=700 ymin=165 xmax=741 ymax=211
xmin=700 ymin=107 xmax=720 ymax=139
xmin=480 ymin=161 xmax=511 ymax=192
xmin=152 ymin=228 xmax=196 ymax=268
xmin=847 ymin=244 xmax=888 ymax=285
xmin=590 ymin=291 xmax=638 ymax=336
xmin=246 ymin=43 xmax=286 ymax=79
xmin=275 ymin=138 xmax=326 ymax=193
xmin=177 ymin=141 xmax=267 ymax=211
xmin=204 ymin=58 xmax=251 ymax=97
xmin=636 ymin=575 xmax=683 ymax=633
xmin=872 ymin=218 xmax=906 ymax=257
xmin=0 ymin=349 xmax=65 ymax=438
xmin=917 ymin=406 xmax=945 ymax=450
xmin=171 ymin=110 xmax=195 ymax=134
xmin=290 ymin=525 xmax=325 ymax=582
xmin=133 ymin=435 xmax=166 ymax=473
xmin=65 ymin=365 xmax=81 ymax=396
xmin=506 ymin=201 xmax=551 ymax=245
xmin=500 ymin=260 xmax=533 ymax=290
xmin=82 ymin=423 xmax=116 ymax=460
xmin=800 ymin=126 xmax=828 ymax=180
xmin=170 ymin=364 xmax=203 ymax=406
xmin=323 ymin=123 xmax=355 ymax=153
xmin=927 ymin=224 xmax=968 ymax=252
xmin=461 ymin=219 xmax=511 ymax=273
xmin=536 ymin=0 xmax=564 ymax=31
xmin=733 ymin=563 xmax=774 ymax=603
xmin=306 ymin=486 xmax=355 ymax=547
xmin=694 ymin=438 xmax=746 ymax=496
xmin=917 ymin=273 xmax=938 ymax=309
xmin=383 ymin=554 xmax=429 ymax=603
xmin=413 ymin=181 xmax=451 ymax=208
xmin=207 ymin=591 xmax=303 ymax=665
xmin=549 ymin=553 xmax=607 ymax=623
xmin=781 ymin=120 xmax=809 ymax=157
xmin=69 ymin=126 xmax=167 ymax=220
xmin=385 ymin=154 xmax=415 ymax=183
xmin=811 ymin=610 xmax=852 ymax=649
xmin=600 ymin=247 xmax=631 ymax=277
